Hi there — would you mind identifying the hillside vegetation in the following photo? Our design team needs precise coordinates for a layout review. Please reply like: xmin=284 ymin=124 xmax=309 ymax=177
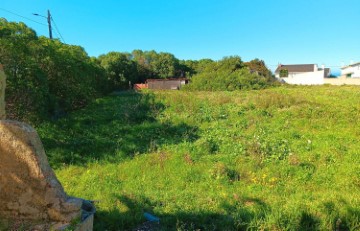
xmin=37 ymin=86 xmax=360 ymax=230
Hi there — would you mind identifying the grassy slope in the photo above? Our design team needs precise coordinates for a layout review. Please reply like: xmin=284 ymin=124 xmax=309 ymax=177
xmin=37 ymin=86 xmax=360 ymax=230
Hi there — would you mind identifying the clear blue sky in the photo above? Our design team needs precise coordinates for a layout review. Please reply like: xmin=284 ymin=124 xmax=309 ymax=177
xmin=1 ymin=0 xmax=359 ymax=74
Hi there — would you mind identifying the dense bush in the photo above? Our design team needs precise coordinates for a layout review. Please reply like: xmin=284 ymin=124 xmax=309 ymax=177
xmin=0 ymin=19 xmax=110 ymax=123
xmin=184 ymin=68 xmax=276 ymax=91
xmin=183 ymin=56 xmax=278 ymax=91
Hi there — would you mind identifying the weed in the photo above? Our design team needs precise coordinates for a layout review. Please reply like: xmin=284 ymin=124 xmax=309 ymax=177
xmin=209 ymin=162 xmax=240 ymax=182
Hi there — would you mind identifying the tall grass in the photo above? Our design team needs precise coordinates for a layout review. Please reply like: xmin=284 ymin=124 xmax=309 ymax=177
xmin=37 ymin=86 xmax=360 ymax=230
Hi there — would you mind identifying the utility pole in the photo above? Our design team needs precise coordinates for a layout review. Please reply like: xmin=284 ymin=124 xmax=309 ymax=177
xmin=47 ymin=10 xmax=53 ymax=39
xmin=33 ymin=10 xmax=52 ymax=39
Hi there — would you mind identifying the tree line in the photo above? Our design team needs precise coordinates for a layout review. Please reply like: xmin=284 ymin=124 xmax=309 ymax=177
xmin=98 ymin=51 xmax=276 ymax=90
xmin=0 ymin=19 xmax=276 ymax=124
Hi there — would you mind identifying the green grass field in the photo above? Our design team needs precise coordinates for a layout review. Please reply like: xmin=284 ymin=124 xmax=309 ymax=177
xmin=37 ymin=86 xmax=360 ymax=230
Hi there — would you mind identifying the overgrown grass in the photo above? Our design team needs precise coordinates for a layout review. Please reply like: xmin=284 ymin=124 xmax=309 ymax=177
xmin=37 ymin=86 xmax=360 ymax=230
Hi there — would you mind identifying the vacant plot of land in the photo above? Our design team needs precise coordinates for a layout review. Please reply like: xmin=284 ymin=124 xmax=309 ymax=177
xmin=37 ymin=86 xmax=360 ymax=230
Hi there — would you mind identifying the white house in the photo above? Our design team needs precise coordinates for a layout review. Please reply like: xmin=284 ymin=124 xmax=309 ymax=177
xmin=341 ymin=62 xmax=360 ymax=78
xmin=275 ymin=64 xmax=330 ymax=85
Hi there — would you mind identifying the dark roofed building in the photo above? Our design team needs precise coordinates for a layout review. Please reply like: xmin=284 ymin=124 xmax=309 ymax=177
xmin=275 ymin=64 xmax=317 ymax=75
xmin=340 ymin=62 xmax=360 ymax=78
xmin=146 ymin=78 xmax=189 ymax=90
xmin=274 ymin=63 xmax=330 ymax=85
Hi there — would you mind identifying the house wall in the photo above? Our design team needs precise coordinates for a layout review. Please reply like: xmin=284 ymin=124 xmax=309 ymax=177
xmin=324 ymin=76 xmax=360 ymax=85
xmin=341 ymin=65 xmax=360 ymax=78
xmin=0 ymin=65 xmax=5 ymax=119
xmin=275 ymin=72 xmax=306 ymax=78
xmin=279 ymin=70 xmax=325 ymax=85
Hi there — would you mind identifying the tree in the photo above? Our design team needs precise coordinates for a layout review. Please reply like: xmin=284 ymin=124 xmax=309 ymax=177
xmin=150 ymin=52 xmax=179 ymax=78
xmin=0 ymin=19 xmax=109 ymax=123
xmin=194 ymin=59 xmax=215 ymax=74
xmin=215 ymin=56 xmax=244 ymax=72
xmin=98 ymin=52 xmax=138 ymax=89
xmin=131 ymin=50 xmax=181 ymax=79
xmin=178 ymin=60 xmax=196 ymax=77
xmin=244 ymin=58 xmax=272 ymax=77
xmin=0 ymin=19 xmax=50 ymax=122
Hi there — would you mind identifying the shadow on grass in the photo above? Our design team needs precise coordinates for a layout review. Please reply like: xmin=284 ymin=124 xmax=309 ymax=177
xmin=93 ymin=196 xmax=360 ymax=231
xmin=323 ymin=199 xmax=360 ymax=231
xmin=38 ymin=91 xmax=199 ymax=168
xmin=93 ymin=195 xmax=269 ymax=231
xmin=299 ymin=212 xmax=321 ymax=231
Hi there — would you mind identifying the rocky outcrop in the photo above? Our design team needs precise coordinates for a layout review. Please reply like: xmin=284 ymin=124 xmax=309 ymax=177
xmin=0 ymin=120 xmax=92 ymax=228
xmin=0 ymin=64 xmax=5 ymax=119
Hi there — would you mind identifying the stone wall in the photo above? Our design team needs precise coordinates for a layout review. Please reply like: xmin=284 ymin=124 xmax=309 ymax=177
xmin=0 ymin=64 xmax=5 ymax=119
xmin=0 ymin=120 xmax=95 ymax=229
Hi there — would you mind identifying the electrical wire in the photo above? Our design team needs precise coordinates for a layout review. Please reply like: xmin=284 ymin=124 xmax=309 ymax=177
xmin=51 ymin=16 xmax=66 ymax=43
xmin=1 ymin=8 xmax=67 ymax=43
xmin=0 ymin=7 xmax=47 ymax=26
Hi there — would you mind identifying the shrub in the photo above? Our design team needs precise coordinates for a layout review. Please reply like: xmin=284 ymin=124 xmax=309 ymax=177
xmin=0 ymin=19 xmax=110 ymax=123
xmin=184 ymin=68 xmax=276 ymax=91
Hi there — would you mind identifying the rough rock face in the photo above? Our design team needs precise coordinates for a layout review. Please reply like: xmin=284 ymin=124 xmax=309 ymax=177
xmin=0 ymin=64 xmax=5 ymax=120
xmin=0 ymin=120 xmax=83 ymax=223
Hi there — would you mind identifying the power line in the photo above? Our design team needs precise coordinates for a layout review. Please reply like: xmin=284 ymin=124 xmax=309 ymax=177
xmin=51 ymin=16 xmax=66 ymax=43
xmin=2 ymin=8 xmax=66 ymax=43
xmin=51 ymin=29 xmax=60 ymax=39
xmin=0 ymin=7 xmax=47 ymax=26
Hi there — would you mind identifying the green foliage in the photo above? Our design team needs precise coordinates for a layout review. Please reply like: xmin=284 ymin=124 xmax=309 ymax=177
xmin=0 ymin=19 xmax=110 ymax=123
xmin=280 ymin=69 xmax=289 ymax=77
xmin=0 ymin=19 xmax=50 ymax=122
xmin=244 ymin=58 xmax=272 ymax=78
xmin=150 ymin=52 xmax=179 ymax=78
xmin=215 ymin=55 xmax=244 ymax=72
xmin=38 ymin=38 xmax=110 ymax=114
xmin=183 ymin=56 xmax=277 ymax=91
xmin=184 ymin=68 xmax=274 ymax=91
xmin=179 ymin=56 xmax=243 ymax=78
xmin=98 ymin=52 xmax=138 ymax=90
xmin=97 ymin=50 xmax=182 ymax=87
xmin=37 ymin=86 xmax=360 ymax=230
xmin=191 ymin=58 xmax=215 ymax=74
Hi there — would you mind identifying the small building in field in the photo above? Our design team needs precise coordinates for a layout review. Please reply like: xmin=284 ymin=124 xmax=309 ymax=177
xmin=341 ymin=62 xmax=360 ymax=78
xmin=146 ymin=78 xmax=189 ymax=90
xmin=275 ymin=64 xmax=330 ymax=85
